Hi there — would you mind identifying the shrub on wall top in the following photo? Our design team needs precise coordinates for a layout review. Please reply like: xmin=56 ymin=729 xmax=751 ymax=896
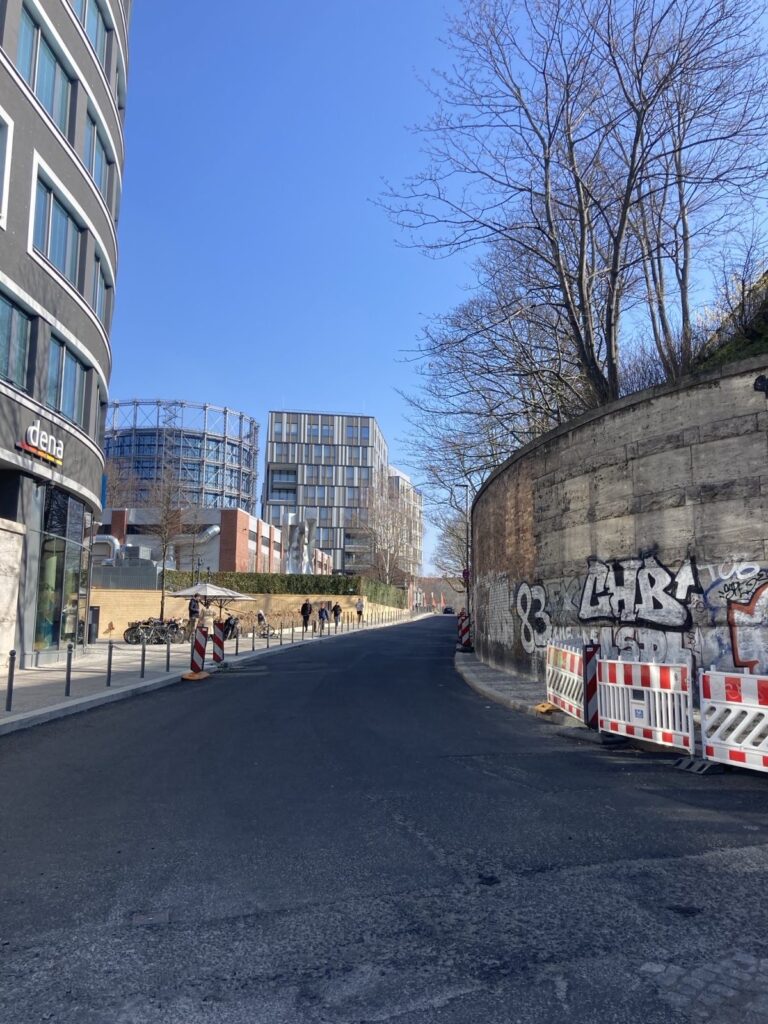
xmin=164 ymin=571 xmax=407 ymax=608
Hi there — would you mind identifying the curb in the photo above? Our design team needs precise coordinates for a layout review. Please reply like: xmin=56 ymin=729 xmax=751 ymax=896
xmin=453 ymin=652 xmax=575 ymax=726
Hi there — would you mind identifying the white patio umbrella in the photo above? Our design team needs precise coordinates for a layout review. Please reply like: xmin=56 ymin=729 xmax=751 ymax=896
xmin=172 ymin=583 xmax=256 ymax=618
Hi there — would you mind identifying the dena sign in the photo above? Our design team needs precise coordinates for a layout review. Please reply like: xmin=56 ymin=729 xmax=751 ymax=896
xmin=17 ymin=420 xmax=64 ymax=467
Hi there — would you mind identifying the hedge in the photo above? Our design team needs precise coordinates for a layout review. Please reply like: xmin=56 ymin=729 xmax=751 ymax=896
xmin=164 ymin=571 xmax=407 ymax=608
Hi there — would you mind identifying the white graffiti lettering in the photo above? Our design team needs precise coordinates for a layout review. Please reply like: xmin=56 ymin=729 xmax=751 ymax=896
xmin=516 ymin=582 xmax=551 ymax=653
xmin=579 ymin=555 xmax=699 ymax=629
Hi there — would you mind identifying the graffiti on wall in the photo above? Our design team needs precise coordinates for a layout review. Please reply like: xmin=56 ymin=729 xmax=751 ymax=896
xmin=724 ymin=572 xmax=768 ymax=674
xmin=475 ymin=551 xmax=768 ymax=675
xmin=579 ymin=555 xmax=699 ymax=629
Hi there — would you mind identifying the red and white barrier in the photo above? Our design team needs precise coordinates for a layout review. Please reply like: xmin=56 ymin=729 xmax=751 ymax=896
xmin=597 ymin=659 xmax=694 ymax=751
xmin=700 ymin=671 xmax=768 ymax=774
xmin=458 ymin=613 xmax=472 ymax=649
xmin=191 ymin=627 xmax=208 ymax=673
xmin=212 ymin=621 xmax=225 ymax=663
xmin=546 ymin=644 xmax=585 ymax=722
xmin=546 ymin=643 xmax=600 ymax=729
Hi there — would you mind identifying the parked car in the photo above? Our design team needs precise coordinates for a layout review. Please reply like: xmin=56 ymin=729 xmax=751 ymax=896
xmin=443 ymin=606 xmax=455 ymax=614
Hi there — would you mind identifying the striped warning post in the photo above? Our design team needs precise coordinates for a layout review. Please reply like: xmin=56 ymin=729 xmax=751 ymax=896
xmin=191 ymin=627 xmax=208 ymax=672
xmin=597 ymin=659 xmax=693 ymax=751
xmin=583 ymin=644 xmax=599 ymax=730
xmin=700 ymin=671 xmax=768 ymax=774
xmin=212 ymin=622 xmax=225 ymax=663
xmin=546 ymin=644 xmax=585 ymax=722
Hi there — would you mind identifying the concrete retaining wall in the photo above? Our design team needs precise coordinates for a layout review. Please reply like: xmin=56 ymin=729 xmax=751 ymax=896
xmin=472 ymin=357 xmax=768 ymax=681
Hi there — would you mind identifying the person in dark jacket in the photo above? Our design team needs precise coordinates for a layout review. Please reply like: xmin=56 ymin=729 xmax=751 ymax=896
xmin=300 ymin=599 xmax=312 ymax=632
xmin=185 ymin=594 xmax=201 ymax=640
xmin=318 ymin=605 xmax=329 ymax=635
xmin=331 ymin=602 xmax=342 ymax=629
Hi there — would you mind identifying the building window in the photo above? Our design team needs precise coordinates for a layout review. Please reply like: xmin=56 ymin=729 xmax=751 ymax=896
xmin=84 ymin=115 xmax=110 ymax=198
xmin=34 ymin=488 xmax=89 ymax=653
xmin=0 ymin=293 xmax=31 ymax=390
xmin=18 ymin=8 xmax=72 ymax=134
xmin=71 ymin=0 xmax=108 ymax=69
xmin=0 ymin=115 xmax=11 ymax=226
xmin=34 ymin=181 xmax=81 ymax=286
xmin=47 ymin=337 xmax=87 ymax=427
xmin=92 ymin=254 xmax=109 ymax=322
xmin=273 ymin=419 xmax=283 ymax=440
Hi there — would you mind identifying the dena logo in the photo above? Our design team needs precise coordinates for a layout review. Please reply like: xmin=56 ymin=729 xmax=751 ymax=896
xmin=17 ymin=420 xmax=64 ymax=467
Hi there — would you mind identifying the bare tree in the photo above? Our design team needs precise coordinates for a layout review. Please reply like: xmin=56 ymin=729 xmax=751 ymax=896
xmin=387 ymin=0 xmax=768 ymax=404
xmin=432 ymin=510 xmax=469 ymax=591
xmin=104 ymin=457 xmax=141 ymax=508
xmin=143 ymin=462 xmax=187 ymax=621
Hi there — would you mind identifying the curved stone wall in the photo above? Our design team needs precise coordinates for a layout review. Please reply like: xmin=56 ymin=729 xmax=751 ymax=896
xmin=472 ymin=357 xmax=768 ymax=681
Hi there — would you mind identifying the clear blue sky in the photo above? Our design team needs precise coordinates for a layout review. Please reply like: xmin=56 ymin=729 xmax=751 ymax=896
xmin=111 ymin=0 xmax=471 ymax=567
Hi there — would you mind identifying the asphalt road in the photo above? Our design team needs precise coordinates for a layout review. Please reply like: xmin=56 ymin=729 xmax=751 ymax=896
xmin=2 ymin=616 xmax=768 ymax=1024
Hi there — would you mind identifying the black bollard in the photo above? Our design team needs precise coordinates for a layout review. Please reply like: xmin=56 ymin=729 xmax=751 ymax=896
xmin=65 ymin=643 xmax=73 ymax=696
xmin=5 ymin=650 xmax=16 ymax=712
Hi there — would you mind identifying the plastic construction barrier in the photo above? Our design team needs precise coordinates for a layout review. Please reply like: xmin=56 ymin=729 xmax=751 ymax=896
xmin=700 ymin=671 xmax=768 ymax=774
xmin=597 ymin=659 xmax=694 ymax=751
xmin=191 ymin=627 xmax=208 ymax=672
xmin=212 ymin=622 xmax=225 ymax=663
xmin=545 ymin=643 xmax=599 ymax=728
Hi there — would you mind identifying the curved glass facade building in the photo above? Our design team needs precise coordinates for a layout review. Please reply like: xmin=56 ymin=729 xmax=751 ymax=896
xmin=0 ymin=1 xmax=130 ymax=665
xmin=105 ymin=400 xmax=260 ymax=514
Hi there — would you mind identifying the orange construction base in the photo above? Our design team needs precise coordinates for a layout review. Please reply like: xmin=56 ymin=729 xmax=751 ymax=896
xmin=181 ymin=671 xmax=211 ymax=681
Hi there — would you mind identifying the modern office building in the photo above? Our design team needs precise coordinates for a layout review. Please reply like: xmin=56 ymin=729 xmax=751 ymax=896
xmin=262 ymin=411 xmax=423 ymax=578
xmin=104 ymin=399 xmax=260 ymax=514
xmin=0 ymin=0 xmax=130 ymax=665
xmin=388 ymin=467 xmax=424 ymax=580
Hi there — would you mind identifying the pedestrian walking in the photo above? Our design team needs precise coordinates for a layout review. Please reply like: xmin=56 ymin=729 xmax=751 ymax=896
xmin=185 ymin=593 xmax=201 ymax=640
xmin=355 ymin=597 xmax=364 ymax=626
xmin=300 ymin=598 xmax=312 ymax=632
xmin=332 ymin=602 xmax=342 ymax=629
xmin=318 ymin=605 xmax=329 ymax=635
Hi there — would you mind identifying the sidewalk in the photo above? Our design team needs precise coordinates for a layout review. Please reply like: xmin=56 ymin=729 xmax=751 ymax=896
xmin=453 ymin=650 xmax=603 ymax=743
xmin=0 ymin=616 xmax=422 ymax=738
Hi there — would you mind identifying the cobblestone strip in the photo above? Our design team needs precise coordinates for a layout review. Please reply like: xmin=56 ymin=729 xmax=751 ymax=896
xmin=639 ymin=952 xmax=768 ymax=1022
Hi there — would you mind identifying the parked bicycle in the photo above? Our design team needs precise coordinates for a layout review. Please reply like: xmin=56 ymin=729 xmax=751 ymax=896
xmin=123 ymin=618 xmax=185 ymax=645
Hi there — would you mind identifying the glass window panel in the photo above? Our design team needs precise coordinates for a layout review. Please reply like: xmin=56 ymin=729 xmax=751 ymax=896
xmin=17 ymin=8 xmax=37 ymax=85
xmin=73 ymin=359 xmax=85 ymax=425
xmin=84 ymin=116 xmax=95 ymax=170
xmin=34 ymin=181 xmax=49 ymax=253
xmin=72 ymin=0 xmax=86 ymax=19
xmin=64 ymin=212 xmax=80 ymax=284
xmin=86 ymin=2 xmax=107 ymax=65
xmin=66 ymin=496 xmax=85 ymax=543
xmin=11 ymin=308 xmax=29 ymax=388
xmin=61 ymin=349 xmax=82 ymax=420
xmin=36 ymin=38 xmax=57 ymax=118
xmin=94 ymin=132 xmax=108 ymax=194
xmin=35 ymin=536 xmax=65 ymax=650
xmin=52 ymin=61 xmax=70 ymax=132
xmin=44 ymin=487 xmax=69 ymax=536
xmin=0 ymin=296 xmax=10 ymax=381
xmin=47 ymin=338 xmax=62 ymax=408
xmin=50 ymin=198 xmax=70 ymax=276
xmin=60 ymin=542 xmax=81 ymax=642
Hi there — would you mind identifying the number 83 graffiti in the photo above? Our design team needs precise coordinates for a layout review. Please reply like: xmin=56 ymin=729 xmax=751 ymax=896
xmin=516 ymin=582 xmax=552 ymax=653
